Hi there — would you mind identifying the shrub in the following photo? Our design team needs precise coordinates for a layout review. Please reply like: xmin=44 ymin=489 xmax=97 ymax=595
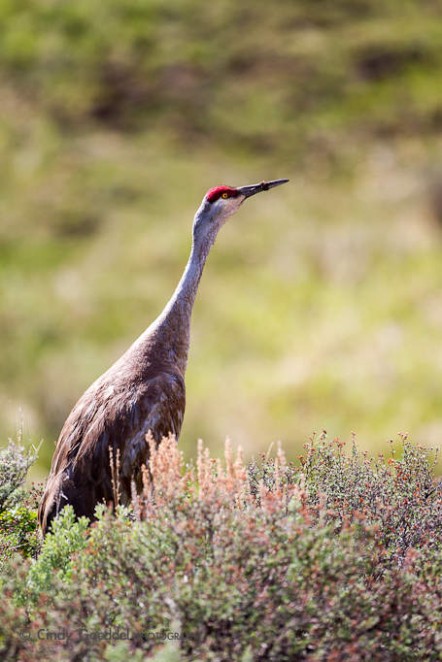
xmin=0 ymin=441 xmax=41 ymax=565
xmin=0 ymin=435 xmax=441 ymax=661
xmin=0 ymin=441 xmax=38 ymax=512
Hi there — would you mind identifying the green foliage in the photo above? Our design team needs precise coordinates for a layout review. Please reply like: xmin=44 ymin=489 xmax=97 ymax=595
xmin=0 ymin=507 xmax=38 ymax=559
xmin=0 ymin=441 xmax=40 ymax=565
xmin=26 ymin=506 xmax=89 ymax=602
xmin=0 ymin=438 xmax=440 ymax=660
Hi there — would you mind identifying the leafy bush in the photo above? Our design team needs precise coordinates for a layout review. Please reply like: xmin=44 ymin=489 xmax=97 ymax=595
xmin=0 ymin=507 xmax=38 ymax=561
xmin=0 ymin=435 xmax=440 ymax=660
xmin=26 ymin=507 xmax=89 ymax=602
xmin=0 ymin=441 xmax=41 ymax=564
xmin=0 ymin=441 xmax=38 ymax=511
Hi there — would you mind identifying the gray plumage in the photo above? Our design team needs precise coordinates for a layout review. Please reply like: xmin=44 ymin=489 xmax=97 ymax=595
xmin=38 ymin=179 xmax=288 ymax=534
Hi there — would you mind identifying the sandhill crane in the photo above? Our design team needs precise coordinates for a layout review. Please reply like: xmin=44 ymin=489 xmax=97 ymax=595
xmin=38 ymin=179 xmax=288 ymax=534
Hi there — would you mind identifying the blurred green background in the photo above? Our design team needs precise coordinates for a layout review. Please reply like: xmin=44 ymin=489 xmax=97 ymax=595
xmin=1 ymin=0 xmax=441 ymax=478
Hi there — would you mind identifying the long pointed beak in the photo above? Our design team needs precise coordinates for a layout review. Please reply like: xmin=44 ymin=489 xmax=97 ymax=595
xmin=237 ymin=178 xmax=289 ymax=199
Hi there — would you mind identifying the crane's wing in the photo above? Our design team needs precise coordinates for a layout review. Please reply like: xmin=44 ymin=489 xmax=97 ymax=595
xmin=38 ymin=369 xmax=185 ymax=533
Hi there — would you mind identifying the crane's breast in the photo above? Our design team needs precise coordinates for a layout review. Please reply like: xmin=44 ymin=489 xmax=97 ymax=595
xmin=116 ymin=370 xmax=186 ymax=479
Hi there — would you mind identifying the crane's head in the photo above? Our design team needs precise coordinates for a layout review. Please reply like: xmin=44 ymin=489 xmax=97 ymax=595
xmin=193 ymin=178 xmax=289 ymax=245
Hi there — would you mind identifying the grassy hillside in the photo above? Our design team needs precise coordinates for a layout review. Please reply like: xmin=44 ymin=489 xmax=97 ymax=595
xmin=0 ymin=1 xmax=441 ymax=474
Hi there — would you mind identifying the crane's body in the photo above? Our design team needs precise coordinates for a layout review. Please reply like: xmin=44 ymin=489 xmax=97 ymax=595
xmin=38 ymin=179 xmax=288 ymax=534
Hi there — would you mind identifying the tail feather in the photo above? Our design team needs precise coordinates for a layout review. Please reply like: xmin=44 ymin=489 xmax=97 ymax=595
xmin=38 ymin=468 xmax=115 ymax=536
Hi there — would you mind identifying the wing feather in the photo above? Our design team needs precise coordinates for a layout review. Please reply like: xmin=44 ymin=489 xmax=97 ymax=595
xmin=38 ymin=367 xmax=185 ymax=533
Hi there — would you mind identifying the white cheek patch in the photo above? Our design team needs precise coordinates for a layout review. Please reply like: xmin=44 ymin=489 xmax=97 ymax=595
xmin=223 ymin=197 xmax=243 ymax=212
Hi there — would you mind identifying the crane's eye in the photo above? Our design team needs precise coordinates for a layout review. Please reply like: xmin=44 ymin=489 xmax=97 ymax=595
xmin=221 ymin=192 xmax=229 ymax=199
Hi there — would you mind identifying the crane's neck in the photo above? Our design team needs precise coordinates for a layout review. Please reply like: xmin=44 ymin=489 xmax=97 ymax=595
xmin=139 ymin=218 xmax=219 ymax=375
